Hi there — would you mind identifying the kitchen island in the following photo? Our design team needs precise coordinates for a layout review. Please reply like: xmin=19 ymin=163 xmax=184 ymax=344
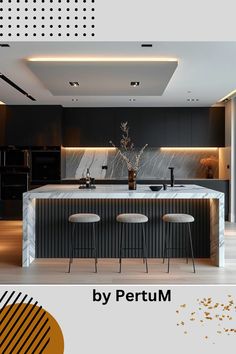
xmin=23 ymin=184 xmax=224 ymax=268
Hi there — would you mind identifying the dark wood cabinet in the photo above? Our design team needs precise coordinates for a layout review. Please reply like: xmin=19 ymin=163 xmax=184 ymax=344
xmin=4 ymin=105 xmax=62 ymax=146
xmin=62 ymin=107 xmax=225 ymax=147
xmin=63 ymin=108 xmax=117 ymax=147
xmin=191 ymin=108 xmax=210 ymax=146
xmin=0 ymin=105 xmax=7 ymax=146
xmin=191 ymin=107 xmax=225 ymax=147
xmin=164 ymin=108 xmax=192 ymax=147
xmin=208 ymin=107 xmax=225 ymax=147
xmin=1 ymin=105 xmax=225 ymax=148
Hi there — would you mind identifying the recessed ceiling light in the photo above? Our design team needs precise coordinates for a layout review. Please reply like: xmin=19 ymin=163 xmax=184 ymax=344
xmin=69 ymin=81 xmax=80 ymax=87
xmin=141 ymin=44 xmax=153 ymax=48
xmin=130 ymin=81 xmax=140 ymax=87
xmin=0 ymin=44 xmax=10 ymax=48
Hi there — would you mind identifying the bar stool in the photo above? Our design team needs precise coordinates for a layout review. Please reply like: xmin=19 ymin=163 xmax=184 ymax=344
xmin=68 ymin=213 xmax=100 ymax=273
xmin=162 ymin=213 xmax=196 ymax=273
xmin=116 ymin=213 xmax=149 ymax=273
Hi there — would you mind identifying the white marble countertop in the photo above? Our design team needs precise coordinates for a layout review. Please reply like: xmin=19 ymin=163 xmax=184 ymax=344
xmin=24 ymin=184 xmax=224 ymax=200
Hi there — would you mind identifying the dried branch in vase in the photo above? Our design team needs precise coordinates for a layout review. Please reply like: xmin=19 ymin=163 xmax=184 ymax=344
xmin=110 ymin=121 xmax=148 ymax=172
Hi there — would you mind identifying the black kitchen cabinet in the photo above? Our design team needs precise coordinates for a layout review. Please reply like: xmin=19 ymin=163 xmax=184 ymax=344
xmin=0 ymin=172 xmax=28 ymax=200
xmin=191 ymin=108 xmax=210 ymax=146
xmin=113 ymin=108 xmax=168 ymax=147
xmin=63 ymin=107 xmax=224 ymax=147
xmin=62 ymin=108 xmax=117 ymax=147
xmin=1 ymin=105 xmax=225 ymax=148
xmin=191 ymin=107 xmax=225 ymax=147
xmin=164 ymin=108 xmax=192 ymax=147
xmin=0 ymin=105 xmax=7 ymax=146
xmin=209 ymin=107 xmax=225 ymax=147
xmin=4 ymin=105 xmax=62 ymax=146
xmin=30 ymin=149 xmax=61 ymax=183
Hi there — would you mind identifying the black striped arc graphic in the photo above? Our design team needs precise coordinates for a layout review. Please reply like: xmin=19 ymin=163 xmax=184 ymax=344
xmin=0 ymin=291 xmax=51 ymax=354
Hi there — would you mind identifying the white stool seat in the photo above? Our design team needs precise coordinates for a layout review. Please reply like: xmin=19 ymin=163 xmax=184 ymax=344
xmin=163 ymin=213 xmax=194 ymax=223
xmin=116 ymin=213 xmax=148 ymax=223
xmin=69 ymin=213 xmax=100 ymax=223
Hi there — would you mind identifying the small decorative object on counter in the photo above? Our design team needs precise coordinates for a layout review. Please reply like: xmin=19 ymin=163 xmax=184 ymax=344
xmin=110 ymin=122 xmax=148 ymax=190
xmin=163 ymin=183 xmax=167 ymax=191
xmin=128 ymin=169 xmax=137 ymax=190
xmin=86 ymin=168 xmax=91 ymax=188
xmin=79 ymin=169 xmax=96 ymax=189
xmin=200 ymin=156 xmax=218 ymax=179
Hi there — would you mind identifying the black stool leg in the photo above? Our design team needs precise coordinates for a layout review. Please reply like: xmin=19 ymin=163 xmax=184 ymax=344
xmin=142 ymin=224 xmax=148 ymax=273
xmin=185 ymin=224 xmax=189 ymax=264
xmin=119 ymin=224 xmax=124 ymax=273
xmin=167 ymin=223 xmax=171 ymax=273
xmin=141 ymin=228 xmax=145 ymax=264
xmin=68 ymin=223 xmax=75 ymax=273
xmin=92 ymin=223 xmax=98 ymax=273
xmin=188 ymin=223 xmax=196 ymax=273
xmin=163 ymin=222 xmax=167 ymax=264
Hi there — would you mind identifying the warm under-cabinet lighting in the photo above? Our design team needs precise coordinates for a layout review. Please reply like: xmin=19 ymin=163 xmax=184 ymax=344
xmin=63 ymin=147 xmax=117 ymax=151
xmin=28 ymin=57 xmax=178 ymax=62
xmin=160 ymin=147 xmax=219 ymax=151
xmin=0 ymin=100 xmax=5 ymax=105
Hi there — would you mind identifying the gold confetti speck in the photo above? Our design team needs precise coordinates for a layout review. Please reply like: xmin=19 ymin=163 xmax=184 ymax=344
xmin=177 ymin=295 xmax=236 ymax=342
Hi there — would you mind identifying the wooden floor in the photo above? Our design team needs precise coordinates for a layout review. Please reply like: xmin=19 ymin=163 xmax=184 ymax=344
xmin=0 ymin=221 xmax=236 ymax=284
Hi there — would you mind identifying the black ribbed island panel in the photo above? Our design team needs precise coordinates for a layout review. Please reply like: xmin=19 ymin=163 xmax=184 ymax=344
xmin=35 ymin=199 xmax=210 ymax=258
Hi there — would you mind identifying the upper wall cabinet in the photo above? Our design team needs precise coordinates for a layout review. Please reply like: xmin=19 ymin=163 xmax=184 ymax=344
xmin=191 ymin=107 xmax=225 ymax=147
xmin=62 ymin=107 xmax=225 ymax=147
xmin=0 ymin=105 xmax=225 ymax=148
xmin=2 ymin=105 xmax=62 ymax=146
xmin=62 ymin=108 xmax=117 ymax=147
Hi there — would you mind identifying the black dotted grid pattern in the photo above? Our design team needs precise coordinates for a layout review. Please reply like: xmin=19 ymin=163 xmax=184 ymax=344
xmin=0 ymin=0 xmax=96 ymax=39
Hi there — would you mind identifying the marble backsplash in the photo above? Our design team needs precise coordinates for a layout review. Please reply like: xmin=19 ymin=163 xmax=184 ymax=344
xmin=62 ymin=148 xmax=219 ymax=180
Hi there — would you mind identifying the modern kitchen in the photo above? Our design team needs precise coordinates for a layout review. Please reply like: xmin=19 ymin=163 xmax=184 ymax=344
xmin=0 ymin=41 xmax=235 ymax=284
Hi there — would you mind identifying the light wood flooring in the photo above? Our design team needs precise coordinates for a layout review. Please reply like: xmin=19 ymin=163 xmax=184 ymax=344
xmin=0 ymin=221 xmax=236 ymax=284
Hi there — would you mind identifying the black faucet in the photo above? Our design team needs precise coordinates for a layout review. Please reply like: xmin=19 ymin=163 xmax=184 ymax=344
xmin=168 ymin=167 xmax=175 ymax=187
